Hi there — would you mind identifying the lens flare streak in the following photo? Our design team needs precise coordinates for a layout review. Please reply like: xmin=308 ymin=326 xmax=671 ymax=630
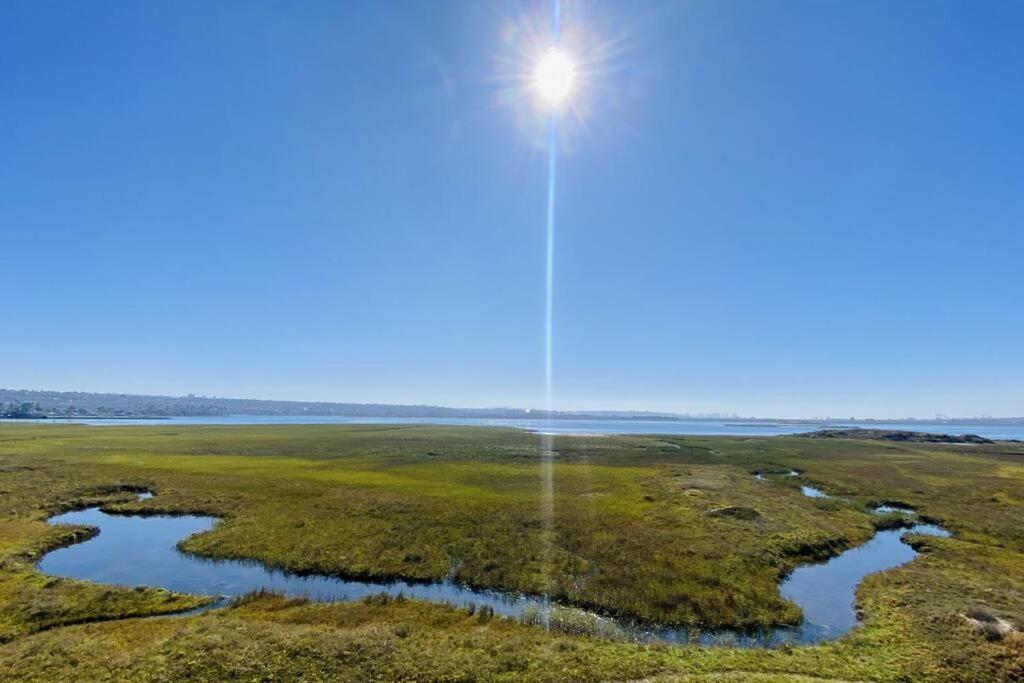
xmin=537 ymin=0 xmax=563 ymax=632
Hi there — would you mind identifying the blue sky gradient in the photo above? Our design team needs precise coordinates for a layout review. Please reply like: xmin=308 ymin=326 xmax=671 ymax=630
xmin=2 ymin=1 xmax=1022 ymax=417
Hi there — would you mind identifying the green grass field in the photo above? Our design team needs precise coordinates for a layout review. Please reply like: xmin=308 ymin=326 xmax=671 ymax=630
xmin=0 ymin=423 xmax=1020 ymax=681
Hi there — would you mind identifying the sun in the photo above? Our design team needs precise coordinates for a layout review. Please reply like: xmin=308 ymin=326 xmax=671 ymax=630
xmin=534 ymin=48 xmax=575 ymax=106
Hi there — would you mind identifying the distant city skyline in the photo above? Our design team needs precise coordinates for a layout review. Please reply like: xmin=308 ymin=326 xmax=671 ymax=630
xmin=3 ymin=2 xmax=1022 ymax=418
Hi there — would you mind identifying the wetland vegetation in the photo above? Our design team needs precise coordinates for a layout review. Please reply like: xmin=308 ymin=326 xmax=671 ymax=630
xmin=0 ymin=423 xmax=1021 ymax=681
xmin=37 ymin=491 xmax=951 ymax=647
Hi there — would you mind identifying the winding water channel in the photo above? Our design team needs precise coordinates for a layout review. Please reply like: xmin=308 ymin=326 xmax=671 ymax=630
xmin=39 ymin=482 xmax=948 ymax=648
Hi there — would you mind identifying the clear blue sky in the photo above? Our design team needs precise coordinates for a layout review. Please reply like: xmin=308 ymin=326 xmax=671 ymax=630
xmin=3 ymin=1 xmax=1022 ymax=418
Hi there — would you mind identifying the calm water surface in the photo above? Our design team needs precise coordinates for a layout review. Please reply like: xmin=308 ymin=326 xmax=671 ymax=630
xmin=20 ymin=415 xmax=1024 ymax=440
xmin=39 ymin=490 xmax=949 ymax=647
xmin=800 ymin=485 xmax=829 ymax=499
xmin=779 ymin=523 xmax=948 ymax=637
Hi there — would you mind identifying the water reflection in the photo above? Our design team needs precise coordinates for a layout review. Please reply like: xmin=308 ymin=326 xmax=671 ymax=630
xmin=800 ymin=485 xmax=829 ymax=499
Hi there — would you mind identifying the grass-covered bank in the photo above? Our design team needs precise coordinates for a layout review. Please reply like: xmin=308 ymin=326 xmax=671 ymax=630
xmin=0 ymin=423 xmax=1021 ymax=680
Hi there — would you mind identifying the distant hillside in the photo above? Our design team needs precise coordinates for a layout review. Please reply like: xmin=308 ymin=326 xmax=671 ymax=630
xmin=3 ymin=388 xmax=1022 ymax=426
xmin=0 ymin=388 xmax=688 ymax=421
xmin=797 ymin=429 xmax=995 ymax=444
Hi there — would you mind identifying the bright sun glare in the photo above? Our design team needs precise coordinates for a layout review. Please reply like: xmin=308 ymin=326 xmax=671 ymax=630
xmin=534 ymin=48 xmax=575 ymax=105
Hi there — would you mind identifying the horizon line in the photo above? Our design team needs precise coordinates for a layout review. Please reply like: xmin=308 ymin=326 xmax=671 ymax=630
xmin=2 ymin=386 xmax=1022 ymax=423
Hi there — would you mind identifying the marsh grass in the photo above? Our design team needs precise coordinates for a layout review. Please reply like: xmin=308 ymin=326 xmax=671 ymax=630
xmin=0 ymin=424 xmax=1021 ymax=679
xmin=519 ymin=604 xmax=627 ymax=639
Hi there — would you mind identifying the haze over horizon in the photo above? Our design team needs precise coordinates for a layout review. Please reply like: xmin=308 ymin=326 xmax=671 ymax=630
xmin=3 ymin=1 xmax=1022 ymax=418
